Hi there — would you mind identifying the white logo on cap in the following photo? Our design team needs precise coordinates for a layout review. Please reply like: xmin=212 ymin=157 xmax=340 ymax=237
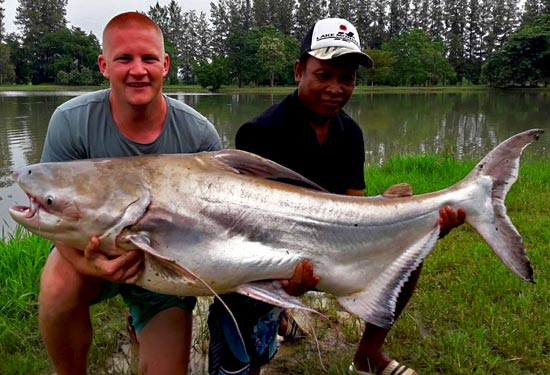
xmin=311 ymin=20 xmax=361 ymax=51
xmin=316 ymin=29 xmax=359 ymax=48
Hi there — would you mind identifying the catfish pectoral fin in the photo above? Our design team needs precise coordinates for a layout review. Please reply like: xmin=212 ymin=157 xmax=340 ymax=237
xmin=236 ymin=281 xmax=321 ymax=316
xmin=125 ymin=233 xmax=198 ymax=282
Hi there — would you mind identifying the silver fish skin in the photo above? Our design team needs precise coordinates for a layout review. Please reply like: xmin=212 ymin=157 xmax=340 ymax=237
xmin=9 ymin=129 xmax=542 ymax=328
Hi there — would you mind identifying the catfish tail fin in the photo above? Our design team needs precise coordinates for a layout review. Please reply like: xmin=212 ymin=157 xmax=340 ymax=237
xmin=462 ymin=129 xmax=543 ymax=283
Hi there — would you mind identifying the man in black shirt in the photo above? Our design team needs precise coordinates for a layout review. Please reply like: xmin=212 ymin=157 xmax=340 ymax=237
xmin=211 ymin=18 xmax=464 ymax=375
xmin=236 ymin=89 xmax=366 ymax=194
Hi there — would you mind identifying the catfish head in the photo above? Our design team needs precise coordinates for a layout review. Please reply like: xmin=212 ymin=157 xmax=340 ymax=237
xmin=9 ymin=158 xmax=151 ymax=254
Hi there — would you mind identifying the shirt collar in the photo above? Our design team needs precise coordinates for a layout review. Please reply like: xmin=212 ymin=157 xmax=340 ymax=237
xmin=289 ymin=90 xmax=344 ymax=132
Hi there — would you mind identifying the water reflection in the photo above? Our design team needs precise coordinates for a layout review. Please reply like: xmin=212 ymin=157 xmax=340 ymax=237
xmin=1 ymin=90 xmax=548 ymax=233
xmin=174 ymin=92 xmax=283 ymax=149
xmin=347 ymin=91 xmax=549 ymax=165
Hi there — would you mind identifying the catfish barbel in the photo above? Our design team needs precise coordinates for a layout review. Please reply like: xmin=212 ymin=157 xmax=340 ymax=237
xmin=9 ymin=129 xmax=542 ymax=328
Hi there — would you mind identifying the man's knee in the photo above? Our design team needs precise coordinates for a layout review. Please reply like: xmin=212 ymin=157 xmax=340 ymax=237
xmin=137 ymin=308 xmax=193 ymax=375
xmin=39 ymin=249 xmax=101 ymax=316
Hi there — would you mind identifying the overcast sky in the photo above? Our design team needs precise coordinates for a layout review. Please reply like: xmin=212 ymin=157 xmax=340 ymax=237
xmin=3 ymin=0 xmax=211 ymax=39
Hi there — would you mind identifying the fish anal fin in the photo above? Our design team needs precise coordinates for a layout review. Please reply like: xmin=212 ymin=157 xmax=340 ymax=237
xmin=382 ymin=183 xmax=413 ymax=198
xmin=337 ymin=226 xmax=440 ymax=329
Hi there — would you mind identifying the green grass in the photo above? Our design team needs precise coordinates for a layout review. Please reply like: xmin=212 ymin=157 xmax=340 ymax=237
xmin=363 ymin=154 xmax=475 ymax=196
xmin=2 ymin=83 xmax=548 ymax=96
xmin=0 ymin=229 xmax=49 ymax=374
xmin=1 ymin=157 xmax=549 ymax=374
xmin=366 ymin=158 xmax=550 ymax=374
xmin=0 ymin=229 xmax=129 ymax=375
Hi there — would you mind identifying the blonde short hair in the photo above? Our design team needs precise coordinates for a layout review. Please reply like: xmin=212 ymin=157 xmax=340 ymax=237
xmin=102 ymin=12 xmax=164 ymax=53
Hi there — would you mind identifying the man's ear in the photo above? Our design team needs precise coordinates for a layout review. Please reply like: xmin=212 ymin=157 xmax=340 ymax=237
xmin=163 ymin=53 xmax=170 ymax=78
xmin=98 ymin=55 xmax=109 ymax=79
xmin=294 ymin=59 xmax=303 ymax=82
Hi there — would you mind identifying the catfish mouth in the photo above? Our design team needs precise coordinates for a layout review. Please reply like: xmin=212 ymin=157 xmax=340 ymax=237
xmin=10 ymin=194 xmax=40 ymax=220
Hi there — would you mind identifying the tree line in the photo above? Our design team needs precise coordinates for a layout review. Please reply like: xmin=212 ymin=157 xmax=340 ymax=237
xmin=0 ymin=0 xmax=549 ymax=88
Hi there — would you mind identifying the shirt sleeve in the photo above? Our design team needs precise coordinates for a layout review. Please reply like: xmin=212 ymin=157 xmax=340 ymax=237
xmin=235 ymin=122 xmax=274 ymax=158
xmin=40 ymin=108 xmax=87 ymax=162
xmin=235 ymin=122 xmax=253 ymax=151
xmin=200 ymin=118 xmax=223 ymax=152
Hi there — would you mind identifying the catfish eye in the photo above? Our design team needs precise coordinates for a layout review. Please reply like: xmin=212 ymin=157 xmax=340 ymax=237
xmin=46 ymin=196 xmax=54 ymax=205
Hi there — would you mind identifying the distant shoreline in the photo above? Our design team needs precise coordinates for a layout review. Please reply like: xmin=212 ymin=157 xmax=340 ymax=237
xmin=1 ymin=84 xmax=549 ymax=95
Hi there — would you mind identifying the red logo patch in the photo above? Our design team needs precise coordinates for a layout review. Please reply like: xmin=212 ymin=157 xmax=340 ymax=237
xmin=340 ymin=24 xmax=347 ymax=31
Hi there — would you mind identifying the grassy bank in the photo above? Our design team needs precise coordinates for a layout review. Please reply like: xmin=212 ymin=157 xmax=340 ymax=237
xmin=1 ymin=156 xmax=548 ymax=374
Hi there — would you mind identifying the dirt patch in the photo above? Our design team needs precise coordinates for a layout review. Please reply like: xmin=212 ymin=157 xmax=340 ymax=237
xmin=108 ymin=294 xmax=363 ymax=374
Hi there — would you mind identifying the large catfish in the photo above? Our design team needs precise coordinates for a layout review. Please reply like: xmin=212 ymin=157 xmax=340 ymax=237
xmin=9 ymin=129 xmax=542 ymax=328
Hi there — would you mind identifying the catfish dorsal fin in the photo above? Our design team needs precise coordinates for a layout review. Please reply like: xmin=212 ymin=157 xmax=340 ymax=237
xmin=212 ymin=149 xmax=328 ymax=192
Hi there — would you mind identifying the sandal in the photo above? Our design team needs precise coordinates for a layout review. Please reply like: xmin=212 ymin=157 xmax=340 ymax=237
xmin=349 ymin=360 xmax=418 ymax=375
xmin=280 ymin=311 xmax=306 ymax=342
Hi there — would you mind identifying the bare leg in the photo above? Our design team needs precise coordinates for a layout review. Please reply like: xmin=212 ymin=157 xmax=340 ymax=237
xmin=353 ymin=264 xmax=423 ymax=374
xmin=38 ymin=249 xmax=103 ymax=375
xmin=137 ymin=307 xmax=193 ymax=375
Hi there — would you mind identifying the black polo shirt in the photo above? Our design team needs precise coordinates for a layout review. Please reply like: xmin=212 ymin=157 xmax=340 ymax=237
xmin=236 ymin=90 xmax=365 ymax=194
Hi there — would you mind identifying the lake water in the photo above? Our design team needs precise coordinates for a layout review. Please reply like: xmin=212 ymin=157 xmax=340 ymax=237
xmin=1 ymin=90 xmax=549 ymax=233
